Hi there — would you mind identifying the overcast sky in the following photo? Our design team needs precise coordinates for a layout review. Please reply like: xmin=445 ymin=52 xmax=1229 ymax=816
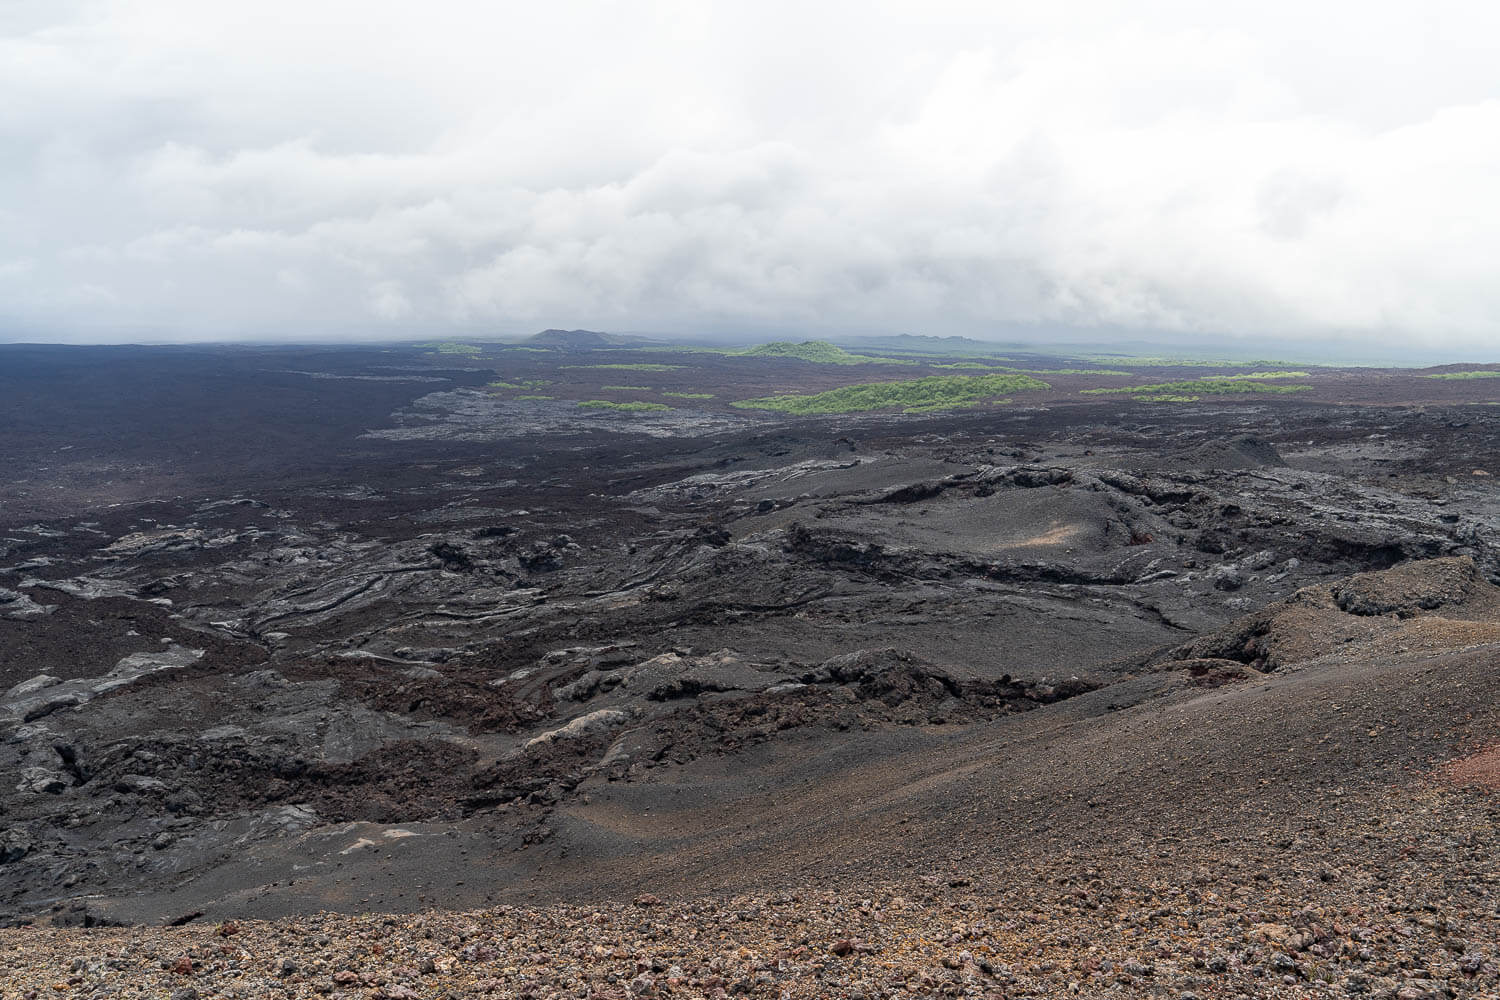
xmin=4 ymin=1 xmax=1499 ymax=348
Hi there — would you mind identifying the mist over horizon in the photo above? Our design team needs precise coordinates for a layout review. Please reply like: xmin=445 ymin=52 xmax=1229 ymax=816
xmin=5 ymin=1 xmax=1500 ymax=352
xmin=2 ymin=326 xmax=1492 ymax=368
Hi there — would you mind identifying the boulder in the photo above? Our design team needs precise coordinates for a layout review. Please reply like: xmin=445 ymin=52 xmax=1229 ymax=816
xmin=524 ymin=709 xmax=629 ymax=749
xmin=3 ymin=674 xmax=62 ymax=699
xmin=0 ymin=827 xmax=33 ymax=863
xmin=17 ymin=767 xmax=68 ymax=795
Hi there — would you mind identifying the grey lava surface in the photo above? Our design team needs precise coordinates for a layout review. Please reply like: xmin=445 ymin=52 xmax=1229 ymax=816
xmin=3 ymin=341 xmax=1500 ymax=933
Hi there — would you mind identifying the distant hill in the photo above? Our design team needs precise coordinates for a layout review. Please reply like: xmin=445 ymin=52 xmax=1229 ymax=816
xmin=737 ymin=340 xmax=907 ymax=365
xmin=523 ymin=329 xmax=662 ymax=351
xmin=525 ymin=329 xmax=615 ymax=351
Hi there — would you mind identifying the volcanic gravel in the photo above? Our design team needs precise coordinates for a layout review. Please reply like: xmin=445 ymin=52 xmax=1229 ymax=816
xmin=4 ymin=778 xmax=1497 ymax=999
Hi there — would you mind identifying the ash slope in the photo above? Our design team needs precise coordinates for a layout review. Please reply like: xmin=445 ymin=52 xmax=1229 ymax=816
xmin=1 ymin=346 xmax=1499 ymax=926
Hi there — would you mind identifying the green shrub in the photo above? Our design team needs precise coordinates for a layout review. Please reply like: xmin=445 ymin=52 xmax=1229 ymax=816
xmin=419 ymin=341 xmax=482 ymax=355
xmin=1082 ymin=378 xmax=1312 ymax=396
xmin=577 ymin=399 xmax=671 ymax=412
xmin=1208 ymin=371 xmax=1310 ymax=379
xmin=1024 ymin=368 xmax=1133 ymax=376
xmin=732 ymin=373 xmax=1049 ymax=414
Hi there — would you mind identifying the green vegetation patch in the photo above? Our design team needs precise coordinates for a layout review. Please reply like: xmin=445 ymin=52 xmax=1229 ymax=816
xmin=419 ymin=341 xmax=482 ymax=355
xmin=562 ymin=363 xmax=684 ymax=372
xmin=487 ymin=381 xmax=520 ymax=389
xmin=922 ymin=363 xmax=1132 ymax=376
xmin=601 ymin=384 xmax=652 ymax=391
xmin=662 ymin=391 xmax=715 ymax=399
xmin=516 ymin=394 xmax=554 ymax=400
xmin=735 ymin=340 xmax=912 ymax=365
xmin=1024 ymin=368 xmax=1133 ymax=376
xmin=1426 ymin=370 xmax=1500 ymax=380
xmin=1133 ymin=393 xmax=1202 ymax=402
xmin=732 ymin=373 xmax=1049 ymax=415
xmin=1208 ymin=370 xmax=1310 ymax=380
xmin=1082 ymin=378 xmax=1313 ymax=397
xmin=578 ymin=399 xmax=671 ymax=412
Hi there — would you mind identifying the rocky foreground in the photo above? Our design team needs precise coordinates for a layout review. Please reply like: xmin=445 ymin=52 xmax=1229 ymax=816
xmin=3 ymin=776 xmax=1497 ymax=1000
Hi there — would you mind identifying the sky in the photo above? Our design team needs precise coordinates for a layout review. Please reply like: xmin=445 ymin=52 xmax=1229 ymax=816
xmin=3 ymin=1 xmax=1499 ymax=350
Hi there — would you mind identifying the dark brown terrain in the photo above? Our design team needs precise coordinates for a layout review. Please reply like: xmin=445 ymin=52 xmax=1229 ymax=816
xmin=1 ymin=339 xmax=1498 ymax=997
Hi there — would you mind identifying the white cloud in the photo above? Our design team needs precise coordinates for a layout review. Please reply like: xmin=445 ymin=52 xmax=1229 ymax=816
xmin=368 ymin=280 xmax=413 ymax=321
xmin=2 ymin=0 xmax=1499 ymax=348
